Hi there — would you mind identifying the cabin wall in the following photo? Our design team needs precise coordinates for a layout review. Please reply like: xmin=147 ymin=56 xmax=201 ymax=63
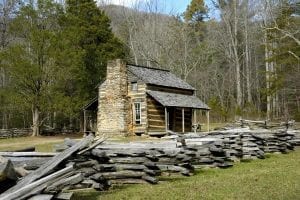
xmin=127 ymin=72 xmax=147 ymax=135
xmin=147 ymin=96 xmax=165 ymax=133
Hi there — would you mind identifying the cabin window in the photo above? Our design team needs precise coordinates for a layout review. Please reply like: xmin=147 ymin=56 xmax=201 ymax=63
xmin=131 ymin=82 xmax=138 ymax=91
xmin=134 ymin=102 xmax=141 ymax=124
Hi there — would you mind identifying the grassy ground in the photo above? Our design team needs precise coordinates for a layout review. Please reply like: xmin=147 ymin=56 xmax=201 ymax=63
xmin=73 ymin=149 xmax=300 ymax=200
xmin=0 ymin=134 xmax=82 ymax=152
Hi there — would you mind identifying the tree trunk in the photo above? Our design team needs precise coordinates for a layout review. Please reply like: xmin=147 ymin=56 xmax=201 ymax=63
xmin=2 ymin=113 xmax=7 ymax=129
xmin=233 ymin=0 xmax=242 ymax=108
xmin=264 ymin=31 xmax=271 ymax=120
xmin=1 ymin=68 xmax=8 ymax=129
xmin=254 ymin=55 xmax=261 ymax=112
xmin=32 ymin=105 xmax=40 ymax=136
xmin=23 ymin=113 xmax=26 ymax=128
xmin=269 ymin=42 xmax=277 ymax=119
xmin=244 ymin=0 xmax=252 ymax=104
xmin=69 ymin=115 xmax=73 ymax=130
xmin=53 ymin=112 xmax=57 ymax=129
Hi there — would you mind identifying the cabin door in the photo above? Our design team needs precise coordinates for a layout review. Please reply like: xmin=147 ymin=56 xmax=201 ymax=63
xmin=167 ymin=107 xmax=176 ymax=131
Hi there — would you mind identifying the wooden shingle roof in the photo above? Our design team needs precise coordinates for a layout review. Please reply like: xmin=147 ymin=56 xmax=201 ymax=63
xmin=127 ymin=64 xmax=195 ymax=90
xmin=147 ymin=90 xmax=210 ymax=110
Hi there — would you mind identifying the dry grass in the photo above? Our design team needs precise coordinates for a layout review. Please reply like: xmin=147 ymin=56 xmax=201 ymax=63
xmin=0 ymin=134 xmax=82 ymax=152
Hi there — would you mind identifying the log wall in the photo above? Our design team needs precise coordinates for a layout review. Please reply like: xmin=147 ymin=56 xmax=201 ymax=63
xmin=127 ymin=72 xmax=148 ymax=135
xmin=147 ymin=97 xmax=165 ymax=132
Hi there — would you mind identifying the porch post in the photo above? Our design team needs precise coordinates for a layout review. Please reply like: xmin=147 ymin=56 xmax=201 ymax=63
xmin=165 ymin=107 xmax=168 ymax=132
xmin=83 ymin=110 xmax=87 ymax=134
xmin=206 ymin=110 xmax=210 ymax=132
xmin=193 ymin=109 xmax=197 ymax=124
xmin=182 ymin=108 xmax=185 ymax=133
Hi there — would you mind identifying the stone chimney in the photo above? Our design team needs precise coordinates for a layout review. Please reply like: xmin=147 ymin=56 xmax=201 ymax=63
xmin=97 ymin=59 xmax=129 ymax=136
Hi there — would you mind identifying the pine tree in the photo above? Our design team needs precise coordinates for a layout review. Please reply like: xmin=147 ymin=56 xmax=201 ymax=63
xmin=64 ymin=0 xmax=126 ymax=99
xmin=184 ymin=0 xmax=208 ymax=23
xmin=184 ymin=0 xmax=208 ymax=42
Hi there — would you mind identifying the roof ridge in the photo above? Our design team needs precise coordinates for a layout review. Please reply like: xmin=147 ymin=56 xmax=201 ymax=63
xmin=127 ymin=64 xmax=170 ymax=72
xmin=127 ymin=64 xmax=195 ymax=90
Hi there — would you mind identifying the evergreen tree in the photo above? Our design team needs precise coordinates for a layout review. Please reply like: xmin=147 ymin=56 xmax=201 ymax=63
xmin=184 ymin=0 xmax=208 ymax=23
xmin=184 ymin=0 xmax=208 ymax=42
xmin=64 ymin=0 xmax=126 ymax=99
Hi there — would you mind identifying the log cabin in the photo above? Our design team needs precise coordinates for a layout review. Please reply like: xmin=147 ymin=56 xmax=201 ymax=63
xmin=83 ymin=59 xmax=210 ymax=136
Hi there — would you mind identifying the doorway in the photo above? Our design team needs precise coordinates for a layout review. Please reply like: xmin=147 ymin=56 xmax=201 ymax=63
xmin=167 ymin=107 xmax=175 ymax=131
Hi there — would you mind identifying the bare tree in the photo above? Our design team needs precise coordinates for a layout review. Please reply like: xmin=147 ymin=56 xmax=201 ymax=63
xmin=211 ymin=0 xmax=243 ymax=110
xmin=244 ymin=0 xmax=252 ymax=104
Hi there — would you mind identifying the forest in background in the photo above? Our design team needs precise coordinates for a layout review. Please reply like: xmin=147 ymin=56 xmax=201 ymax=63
xmin=0 ymin=0 xmax=299 ymax=135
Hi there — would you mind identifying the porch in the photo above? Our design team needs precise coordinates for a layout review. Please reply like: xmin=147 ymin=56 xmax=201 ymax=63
xmin=146 ymin=90 xmax=210 ymax=135
xmin=82 ymin=97 xmax=98 ymax=135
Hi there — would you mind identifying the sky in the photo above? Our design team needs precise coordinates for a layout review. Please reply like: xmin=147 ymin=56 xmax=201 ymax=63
xmin=100 ymin=0 xmax=190 ymax=14
xmin=101 ymin=0 xmax=219 ymax=18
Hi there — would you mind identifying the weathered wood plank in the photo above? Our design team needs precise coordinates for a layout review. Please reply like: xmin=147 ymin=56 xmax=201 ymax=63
xmin=27 ymin=194 xmax=53 ymax=200
xmin=0 ymin=152 xmax=57 ymax=157
xmin=92 ymin=171 xmax=146 ymax=179
xmin=148 ymin=113 xmax=164 ymax=119
xmin=45 ymin=173 xmax=83 ymax=192
xmin=110 ymin=179 xmax=148 ymax=184
xmin=148 ymin=125 xmax=166 ymax=129
xmin=110 ymin=157 xmax=150 ymax=164
xmin=142 ymin=175 xmax=158 ymax=184
xmin=148 ymin=121 xmax=165 ymax=126
xmin=95 ymin=142 xmax=178 ymax=150
xmin=14 ymin=167 xmax=30 ymax=177
xmin=0 ymin=156 xmax=17 ymax=193
xmin=74 ymin=160 xmax=99 ymax=168
xmin=10 ymin=157 xmax=52 ymax=170
xmin=0 ymin=156 xmax=17 ymax=182
xmin=77 ymin=137 xmax=106 ymax=155
xmin=1 ymin=134 xmax=94 ymax=196
xmin=0 ymin=165 xmax=73 ymax=200
xmin=147 ymin=104 xmax=164 ymax=109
